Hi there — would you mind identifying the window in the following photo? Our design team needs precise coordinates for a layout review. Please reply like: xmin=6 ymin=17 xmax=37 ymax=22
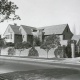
xmin=33 ymin=29 xmax=37 ymax=32
xmin=6 ymin=35 xmax=9 ymax=39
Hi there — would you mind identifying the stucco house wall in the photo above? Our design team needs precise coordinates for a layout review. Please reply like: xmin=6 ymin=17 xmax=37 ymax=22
xmin=19 ymin=26 xmax=27 ymax=42
xmin=3 ymin=25 xmax=15 ymax=43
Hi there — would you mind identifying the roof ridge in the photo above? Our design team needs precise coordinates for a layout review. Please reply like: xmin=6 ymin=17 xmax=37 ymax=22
xmin=38 ymin=23 xmax=68 ymax=29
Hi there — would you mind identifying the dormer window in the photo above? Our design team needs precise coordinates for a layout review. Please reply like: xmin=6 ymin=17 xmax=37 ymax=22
xmin=33 ymin=29 xmax=37 ymax=32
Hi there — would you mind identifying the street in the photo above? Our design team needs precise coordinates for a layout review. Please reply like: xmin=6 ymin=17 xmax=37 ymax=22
xmin=0 ymin=58 xmax=80 ymax=74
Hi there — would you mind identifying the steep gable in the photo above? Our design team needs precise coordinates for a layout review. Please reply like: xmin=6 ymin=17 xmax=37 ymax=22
xmin=3 ymin=24 xmax=14 ymax=36
xmin=10 ymin=24 xmax=21 ymax=34
xmin=21 ymin=25 xmax=37 ymax=35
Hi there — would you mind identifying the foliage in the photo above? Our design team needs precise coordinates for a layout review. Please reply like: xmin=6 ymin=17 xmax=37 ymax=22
xmin=0 ymin=38 xmax=5 ymax=48
xmin=40 ymin=34 xmax=60 ymax=58
xmin=28 ymin=47 xmax=39 ymax=57
xmin=22 ymin=41 xmax=32 ymax=49
xmin=54 ymin=46 xmax=67 ymax=58
xmin=6 ymin=42 xmax=14 ymax=47
xmin=8 ymin=47 xmax=15 ymax=56
xmin=0 ymin=0 xmax=20 ymax=22
xmin=33 ymin=36 xmax=41 ymax=46
xmin=14 ymin=42 xmax=24 ymax=53
xmin=15 ymin=42 xmax=32 ymax=56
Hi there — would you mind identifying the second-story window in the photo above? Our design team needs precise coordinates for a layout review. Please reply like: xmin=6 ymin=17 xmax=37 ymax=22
xmin=33 ymin=29 xmax=37 ymax=32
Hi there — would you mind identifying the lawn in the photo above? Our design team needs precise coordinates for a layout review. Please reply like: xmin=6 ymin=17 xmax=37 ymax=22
xmin=0 ymin=68 xmax=80 ymax=80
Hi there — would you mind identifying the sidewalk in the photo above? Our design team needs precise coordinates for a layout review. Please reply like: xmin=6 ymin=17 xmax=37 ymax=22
xmin=0 ymin=56 xmax=80 ymax=65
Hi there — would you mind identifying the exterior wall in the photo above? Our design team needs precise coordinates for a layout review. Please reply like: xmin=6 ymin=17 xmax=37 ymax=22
xmin=59 ymin=35 xmax=63 ymax=41
xmin=27 ymin=35 xmax=33 ymax=44
xmin=37 ymin=29 xmax=44 ymax=42
xmin=19 ymin=26 xmax=27 ymax=42
xmin=14 ymin=34 xmax=22 ymax=43
xmin=3 ymin=25 xmax=15 ymax=43
xmin=63 ymin=25 xmax=73 ymax=40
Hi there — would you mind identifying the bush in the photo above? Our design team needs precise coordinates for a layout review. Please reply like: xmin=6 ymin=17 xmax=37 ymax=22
xmin=14 ymin=42 xmax=31 ymax=49
xmin=22 ymin=42 xmax=32 ymax=49
xmin=54 ymin=46 xmax=67 ymax=58
xmin=6 ymin=42 xmax=15 ymax=47
xmin=28 ymin=47 xmax=39 ymax=57
xmin=8 ymin=47 xmax=15 ymax=56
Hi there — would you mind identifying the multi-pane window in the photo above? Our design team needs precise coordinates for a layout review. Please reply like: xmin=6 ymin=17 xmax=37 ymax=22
xmin=6 ymin=35 xmax=9 ymax=39
xmin=6 ymin=34 xmax=12 ymax=39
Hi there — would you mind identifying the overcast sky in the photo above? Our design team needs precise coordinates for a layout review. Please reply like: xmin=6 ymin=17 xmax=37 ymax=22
xmin=0 ymin=0 xmax=80 ymax=35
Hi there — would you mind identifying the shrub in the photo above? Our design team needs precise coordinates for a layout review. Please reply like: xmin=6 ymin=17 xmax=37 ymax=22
xmin=28 ymin=47 xmax=39 ymax=57
xmin=8 ymin=47 xmax=15 ymax=56
xmin=6 ymin=42 xmax=15 ymax=47
xmin=54 ymin=46 xmax=67 ymax=58
xmin=22 ymin=42 xmax=32 ymax=49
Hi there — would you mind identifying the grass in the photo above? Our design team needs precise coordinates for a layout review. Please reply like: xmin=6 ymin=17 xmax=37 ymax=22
xmin=0 ymin=68 xmax=79 ymax=80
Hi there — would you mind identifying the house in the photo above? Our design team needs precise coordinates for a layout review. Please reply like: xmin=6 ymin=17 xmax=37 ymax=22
xmin=3 ymin=24 xmax=22 ymax=43
xmin=19 ymin=25 xmax=37 ymax=44
xmin=3 ymin=23 xmax=73 ymax=45
xmin=3 ymin=24 xmax=37 ymax=44
xmin=38 ymin=24 xmax=73 ymax=42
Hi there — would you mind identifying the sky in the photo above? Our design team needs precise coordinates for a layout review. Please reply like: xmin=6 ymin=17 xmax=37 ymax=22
xmin=0 ymin=0 xmax=80 ymax=35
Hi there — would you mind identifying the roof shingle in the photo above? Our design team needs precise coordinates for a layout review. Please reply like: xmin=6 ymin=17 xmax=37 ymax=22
xmin=39 ymin=24 xmax=68 ymax=35
xmin=10 ymin=24 xmax=21 ymax=34
xmin=21 ymin=25 xmax=37 ymax=35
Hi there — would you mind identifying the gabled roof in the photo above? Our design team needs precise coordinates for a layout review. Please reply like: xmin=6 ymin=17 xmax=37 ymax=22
xmin=39 ymin=24 xmax=68 ymax=35
xmin=10 ymin=24 xmax=21 ymax=34
xmin=21 ymin=25 xmax=37 ymax=35
xmin=72 ymin=35 xmax=80 ymax=42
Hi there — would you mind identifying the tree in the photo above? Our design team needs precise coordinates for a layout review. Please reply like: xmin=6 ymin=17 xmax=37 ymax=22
xmin=14 ymin=42 xmax=24 ymax=56
xmin=0 ymin=0 xmax=20 ymax=22
xmin=14 ymin=42 xmax=31 ymax=56
xmin=33 ymin=36 xmax=41 ymax=46
xmin=54 ymin=45 xmax=67 ymax=58
xmin=40 ymin=34 xmax=60 ymax=58
xmin=8 ymin=47 xmax=15 ymax=56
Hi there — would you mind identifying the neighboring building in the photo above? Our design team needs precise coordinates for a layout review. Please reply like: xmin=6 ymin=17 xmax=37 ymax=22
xmin=72 ymin=35 xmax=80 ymax=42
xmin=3 ymin=23 xmax=73 ymax=45
xmin=38 ymin=24 xmax=73 ymax=42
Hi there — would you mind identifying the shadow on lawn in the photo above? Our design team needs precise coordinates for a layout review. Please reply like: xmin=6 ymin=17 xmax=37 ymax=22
xmin=0 ymin=68 xmax=80 ymax=80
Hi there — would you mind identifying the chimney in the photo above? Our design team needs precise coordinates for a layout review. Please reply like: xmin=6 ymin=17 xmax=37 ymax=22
xmin=14 ymin=23 xmax=17 ymax=26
